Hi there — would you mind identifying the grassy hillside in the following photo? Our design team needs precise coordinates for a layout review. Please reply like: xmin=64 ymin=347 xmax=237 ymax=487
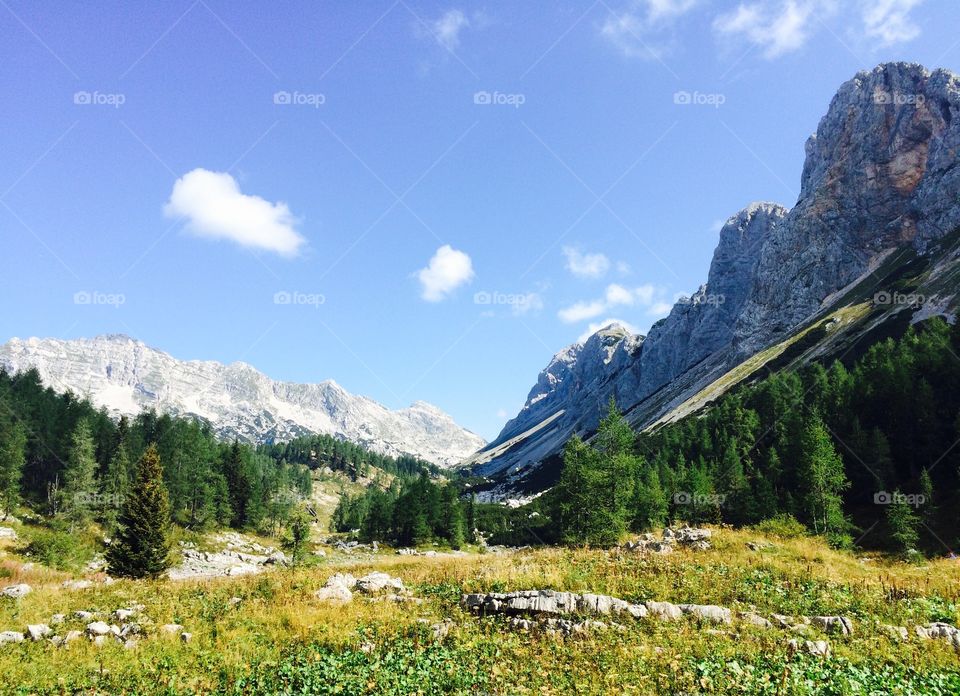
xmin=0 ymin=522 xmax=958 ymax=694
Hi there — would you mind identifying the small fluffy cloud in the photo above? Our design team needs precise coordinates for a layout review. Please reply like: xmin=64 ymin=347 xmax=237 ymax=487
xmin=431 ymin=9 xmax=470 ymax=50
xmin=862 ymin=0 xmax=923 ymax=45
xmin=601 ymin=0 xmax=698 ymax=58
xmin=417 ymin=245 xmax=475 ymax=302
xmin=164 ymin=168 xmax=305 ymax=257
xmin=563 ymin=247 xmax=611 ymax=279
xmin=558 ymin=283 xmax=661 ymax=323
xmin=713 ymin=1 xmax=827 ymax=59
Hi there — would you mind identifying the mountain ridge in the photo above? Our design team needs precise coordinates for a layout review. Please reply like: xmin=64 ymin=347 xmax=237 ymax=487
xmin=0 ymin=333 xmax=486 ymax=467
xmin=467 ymin=62 xmax=960 ymax=495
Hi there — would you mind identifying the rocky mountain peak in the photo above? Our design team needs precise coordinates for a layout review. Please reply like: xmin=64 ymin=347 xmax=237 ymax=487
xmin=0 ymin=336 xmax=485 ymax=467
xmin=471 ymin=62 xmax=960 ymax=488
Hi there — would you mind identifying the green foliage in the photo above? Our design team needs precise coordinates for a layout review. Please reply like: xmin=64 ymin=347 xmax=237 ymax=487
xmin=22 ymin=526 xmax=95 ymax=571
xmin=886 ymin=489 xmax=921 ymax=553
xmin=106 ymin=444 xmax=173 ymax=578
xmin=331 ymin=473 xmax=467 ymax=548
xmin=798 ymin=410 xmax=850 ymax=536
xmin=0 ymin=417 xmax=26 ymax=518
xmin=754 ymin=514 xmax=808 ymax=539
xmin=61 ymin=418 xmax=98 ymax=528
xmin=282 ymin=506 xmax=312 ymax=565
xmin=552 ymin=401 xmax=636 ymax=546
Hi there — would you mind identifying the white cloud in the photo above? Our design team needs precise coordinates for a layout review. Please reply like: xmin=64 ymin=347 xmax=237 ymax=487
xmin=601 ymin=0 xmax=698 ymax=58
xmin=164 ymin=168 xmax=305 ymax=257
xmin=713 ymin=1 xmax=828 ymax=59
xmin=649 ymin=301 xmax=675 ymax=316
xmin=416 ymin=245 xmax=475 ymax=302
xmin=558 ymin=283 xmax=660 ymax=323
xmin=862 ymin=0 xmax=923 ymax=45
xmin=558 ymin=300 xmax=607 ymax=323
xmin=578 ymin=318 xmax=641 ymax=343
xmin=431 ymin=9 xmax=470 ymax=50
xmin=563 ymin=247 xmax=611 ymax=278
xmin=496 ymin=408 xmax=510 ymax=419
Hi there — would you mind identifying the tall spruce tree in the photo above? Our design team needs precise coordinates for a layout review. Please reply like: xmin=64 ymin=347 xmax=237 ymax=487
xmin=106 ymin=444 xmax=172 ymax=578
xmin=885 ymin=490 xmax=920 ymax=553
xmin=798 ymin=411 xmax=850 ymax=538
xmin=0 ymin=418 xmax=26 ymax=519
xmin=61 ymin=419 xmax=98 ymax=529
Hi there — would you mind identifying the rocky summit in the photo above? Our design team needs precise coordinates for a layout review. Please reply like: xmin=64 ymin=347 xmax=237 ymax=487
xmin=0 ymin=334 xmax=485 ymax=467
xmin=468 ymin=62 xmax=960 ymax=492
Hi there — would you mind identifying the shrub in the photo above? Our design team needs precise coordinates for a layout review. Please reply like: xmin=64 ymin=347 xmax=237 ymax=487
xmin=23 ymin=528 xmax=94 ymax=571
xmin=754 ymin=514 xmax=808 ymax=539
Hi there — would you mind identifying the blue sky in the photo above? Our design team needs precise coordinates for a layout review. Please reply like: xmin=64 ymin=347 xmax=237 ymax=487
xmin=2 ymin=1 xmax=959 ymax=441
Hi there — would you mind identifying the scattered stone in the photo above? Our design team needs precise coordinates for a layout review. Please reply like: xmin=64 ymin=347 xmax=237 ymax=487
xmin=0 ymin=527 xmax=17 ymax=540
xmin=746 ymin=541 xmax=774 ymax=552
xmin=91 ymin=635 xmax=107 ymax=646
xmin=882 ymin=624 xmax=909 ymax=641
xmin=119 ymin=624 xmax=142 ymax=638
xmin=0 ymin=631 xmax=25 ymax=644
xmin=264 ymin=551 xmax=287 ymax=566
xmin=61 ymin=580 xmax=93 ymax=591
xmin=740 ymin=612 xmax=773 ymax=629
xmin=645 ymin=601 xmax=683 ymax=621
xmin=464 ymin=590 xmax=648 ymax=621
xmin=180 ymin=632 xmax=193 ymax=643
xmin=161 ymin=624 xmax=185 ymax=635
xmin=228 ymin=597 xmax=242 ymax=607
xmin=430 ymin=619 xmax=454 ymax=640
xmin=114 ymin=609 xmax=136 ymax=622
xmin=123 ymin=639 xmax=139 ymax=650
xmin=85 ymin=622 xmax=111 ymax=637
xmin=50 ymin=614 xmax=65 ymax=625
xmin=25 ymin=624 xmax=52 ymax=641
xmin=356 ymin=572 xmax=405 ymax=594
xmin=315 ymin=574 xmax=356 ymax=603
xmin=63 ymin=630 xmax=82 ymax=644
xmin=788 ymin=639 xmax=831 ymax=657
xmin=0 ymin=584 xmax=31 ymax=599
xmin=73 ymin=611 xmax=95 ymax=622
xmin=678 ymin=604 xmax=731 ymax=624
xmin=810 ymin=616 xmax=854 ymax=636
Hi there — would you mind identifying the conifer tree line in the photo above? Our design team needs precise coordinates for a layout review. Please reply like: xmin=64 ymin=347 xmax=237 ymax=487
xmin=509 ymin=319 xmax=960 ymax=552
xmin=0 ymin=368 xmax=311 ymax=534
xmin=261 ymin=433 xmax=440 ymax=482
xmin=331 ymin=473 xmax=468 ymax=548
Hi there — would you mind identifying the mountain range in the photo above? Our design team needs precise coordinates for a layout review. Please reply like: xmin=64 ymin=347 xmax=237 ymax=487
xmin=0 ymin=334 xmax=485 ymax=467
xmin=466 ymin=62 xmax=960 ymax=499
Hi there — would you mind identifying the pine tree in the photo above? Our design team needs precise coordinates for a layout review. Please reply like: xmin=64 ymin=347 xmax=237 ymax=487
xmin=283 ymin=506 xmax=311 ymax=565
xmin=798 ymin=411 xmax=850 ymax=538
xmin=61 ymin=419 xmax=98 ymax=529
xmin=885 ymin=490 xmax=920 ymax=553
xmin=554 ymin=436 xmax=595 ymax=544
xmin=101 ymin=438 xmax=130 ymax=531
xmin=106 ymin=444 xmax=172 ymax=578
xmin=0 ymin=418 xmax=26 ymax=519
xmin=633 ymin=466 xmax=668 ymax=531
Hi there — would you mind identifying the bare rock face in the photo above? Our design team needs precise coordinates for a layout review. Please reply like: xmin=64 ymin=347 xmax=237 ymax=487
xmin=471 ymin=62 xmax=960 ymax=488
xmin=0 ymin=335 xmax=485 ymax=467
